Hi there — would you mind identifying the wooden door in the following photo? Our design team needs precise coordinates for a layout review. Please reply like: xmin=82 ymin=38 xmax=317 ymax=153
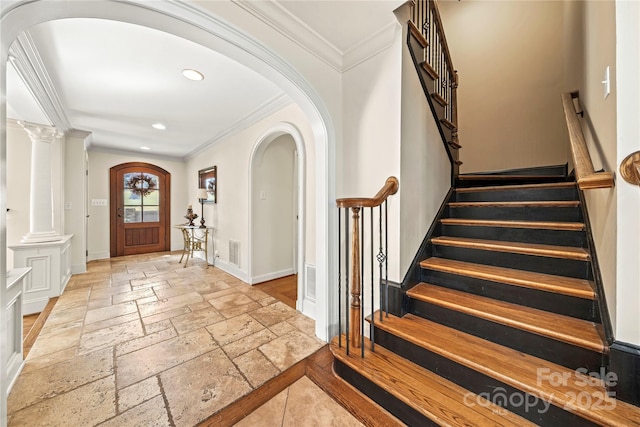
xmin=110 ymin=163 xmax=171 ymax=257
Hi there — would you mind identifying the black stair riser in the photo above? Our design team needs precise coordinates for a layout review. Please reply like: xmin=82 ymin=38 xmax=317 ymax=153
xmin=419 ymin=271 xmax=598 ymax=322
xmin=333 ymin=358 xmax=434 ymax=427
xmin=449 ymin=206 xmax=583 ymax=222
xmin=433 ymin=245 xmax=592 ymax=279
xmin=455 ymin=187 xmax=578 ymax=202
xmin=440 ymin=224 xmax=586 ymax=247
xmin=373 ymin=328 xmax=599 ymax=427
xmin=455 ymin=177 xmax=568 ymax=188
xmin=408 ymin=298 xmax=604 ymax=373
xmin=459 ymin=164 xmax=568 ymax=177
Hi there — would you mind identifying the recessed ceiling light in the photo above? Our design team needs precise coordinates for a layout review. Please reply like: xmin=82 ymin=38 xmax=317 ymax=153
xmin=152 ymin=123 xmax=166 ymax=130
xmin=140 ymin=146 xmax=151 ymax=151
xmin=182 ymin=69 xmax=204 ymax=81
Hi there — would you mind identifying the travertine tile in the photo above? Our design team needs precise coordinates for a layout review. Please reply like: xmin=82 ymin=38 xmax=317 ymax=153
xmin=144 ymin=319 xmax=174 ymax=334
xmin=286 ymin=313 xmax=317 ymax=337
xmin=141 ymin=306 xmax=191 ymax=325
xmin=209 ymin=292 xmax=255 ymax=311
xmin=116 ymin=328 xmax=218 ymax=389
xmin=79 ymin=319 xmax=145 ymax=354
xmin=8 ymin=347 xmax=114 ymax=412
xmin=161 ymin=348 xmax=252 ymax=427
xmin=268 ymin=320 xmax=297 ymax=336
xmin=223 ymin=328 xmax=277 ymax=360
xmin=55 ymin=288 xmax=90 ymax=308
xmin=191 ymin=280 xmax=231 ymax=294
xmin=112 ymin=287 xmax=156 ymax=304
xmin=43 ymin=305 xmax=87 ymax=328
xmin=170 ymin=307 xmax=224 ymax=335
xmin=103 ymin=395 xmax=170 ymax=427
xmin=233 ymin=349 xmax=280 ymax=388
xmin=27 ymin=322 xmax=83 ymax=358
xmin=206 ymin=314 xmax=265 ymax=346
xmin=118 ymin=376 xmax=162 ymax=412
xmin=82 ymin=312 xmax=140 ymax=334
xmin=259 ymin=330 xmax=324 ymax=371
xmin=8 ymin=376 xmax=116 ymax=427
xmin=218 ymin=301 xmax=263 ymax=319
xmin=233 ymin=388 xmax=287 ymax=427
xmin=89 ymin=283 xmax=132 ymax=300
xmin=137 ymin=291 xmax=203 ymax=317
xmin=115 ymin=327 xmax=177 ymax=357
xmin=154 ymin=284 xmax=196 ymax=299
xmin=22 ymin=346 xmax=77 ymax=373
xmin=249 ymin=301 xmax=297 ymax=327
xmin=282 ymin=377 xmax=363 ymax=427
xmin=85 ymin=301 xmax=138 ymax=325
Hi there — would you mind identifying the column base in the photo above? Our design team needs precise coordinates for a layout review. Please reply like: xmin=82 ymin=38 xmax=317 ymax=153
xmin=20 ymin=231 xmax=62 ymax=243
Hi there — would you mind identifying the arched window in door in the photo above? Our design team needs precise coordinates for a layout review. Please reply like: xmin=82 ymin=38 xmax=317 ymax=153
xmin=110 ymin=162 xmax=171 ymax=257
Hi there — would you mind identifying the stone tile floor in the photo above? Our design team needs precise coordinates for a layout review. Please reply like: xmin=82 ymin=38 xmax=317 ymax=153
xmin=7 ymin=252 xmax=349 ymax=426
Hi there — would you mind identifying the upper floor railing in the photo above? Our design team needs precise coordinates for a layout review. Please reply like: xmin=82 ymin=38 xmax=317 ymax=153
xmin=336 ymin=177 xmax=399 ymax=356
xmin=410 ymin=0 xmax=459 ymax=147
xmin=561 ymin=92 xmax=614 ymax=190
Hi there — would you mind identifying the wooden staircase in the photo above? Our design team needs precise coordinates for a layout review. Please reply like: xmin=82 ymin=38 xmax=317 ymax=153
xmin=331 ymin=169 xmax=640 ymax=426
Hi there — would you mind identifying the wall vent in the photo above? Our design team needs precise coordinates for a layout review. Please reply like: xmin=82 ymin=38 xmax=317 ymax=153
xmin=229 ymin=240 xmax=240 ymax=267
xmin=305 ymin=263 xmax=316 ymax=301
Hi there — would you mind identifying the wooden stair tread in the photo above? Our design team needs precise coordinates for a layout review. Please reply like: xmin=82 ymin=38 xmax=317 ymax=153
xmin=456 ymin=181 xmax=576 ymax=193
xmin=369 ymin=313 xmax=640 ymax=427
xmin=420 ymin=257 xmax=595 ymax=299
xmin=407 ymin=283 xmax=604 ymax=352
xmin=431 ymin=236 xmax=590 ymax=261
xmin=440 ymin=218 xmax=585 ymax=231
xmin=330 ymin=336 xmax=536 ymax=427
xmin=449 ymin=201 xmax=580 ymax=208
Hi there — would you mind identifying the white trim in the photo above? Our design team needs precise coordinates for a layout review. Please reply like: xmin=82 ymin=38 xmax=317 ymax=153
xmin=70 ymin=263 xmax=87 ymax=275
xmin=8 ymin=31 xmax=69 ymax=130
xmin=184 ymin=93 xmax=293 ymax=160
xmin=251 ymin=268 xmax=295 ymax=285
xmin=343 ymin=21 xmax=400 ymax=72
xmin=87 ymin=251 xmax=110 ymax=261
xmin=247 ymin=122 xmax=307 ymax=317
xmin=213 ymin=258 xmax=249 ymax=283
xmin=232 ymin=0 xmax=343 ymax=72
xmin=22 ymin=297 xmax=49 ymax=316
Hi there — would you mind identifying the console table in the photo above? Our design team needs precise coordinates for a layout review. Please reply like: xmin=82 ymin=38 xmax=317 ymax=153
xmin=175 ymin=225 xmax=214 ymax=268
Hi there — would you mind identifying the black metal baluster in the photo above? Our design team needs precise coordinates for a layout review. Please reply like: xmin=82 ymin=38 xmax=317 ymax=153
xmin=360 ymin=207 xmax=365 ymax=358
xmin=338 ymin=207 xmax=342 ymax=349
xmin=370 ymin=206 xmax=375 ymax=351
xmin=344 ymin=207 xmax=350 ymax=356
xmin=378 ymin=204 xmax=383 ymax=322
xmin=385 ymin=200 xmax=389 ymax=317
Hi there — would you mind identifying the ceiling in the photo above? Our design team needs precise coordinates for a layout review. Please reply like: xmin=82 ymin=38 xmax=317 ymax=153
xmin=6 ymin=1 xmax=404 ymax=160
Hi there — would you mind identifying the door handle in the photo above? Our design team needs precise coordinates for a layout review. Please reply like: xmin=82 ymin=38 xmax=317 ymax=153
xmin=117 ymin=207 xmax=123 ymax=218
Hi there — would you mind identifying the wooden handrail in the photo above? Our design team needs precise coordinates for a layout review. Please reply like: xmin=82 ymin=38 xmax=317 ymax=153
xmin=336 ymin=177 xmax=399 ymax=209
xmin=561 ymin=92 xmax=614 ymax=190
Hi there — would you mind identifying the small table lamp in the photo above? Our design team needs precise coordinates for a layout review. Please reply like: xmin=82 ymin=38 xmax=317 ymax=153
xmin=197 ymin=188 xmax=208 ymax=228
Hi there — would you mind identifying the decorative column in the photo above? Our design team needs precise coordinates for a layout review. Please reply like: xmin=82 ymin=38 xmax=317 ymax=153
xmin=18 ymin=121 xmax=63 ymax=243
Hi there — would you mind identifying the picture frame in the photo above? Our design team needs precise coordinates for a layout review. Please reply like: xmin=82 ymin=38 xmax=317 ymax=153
xmin=198 ymin=166 xmax=217 ymax=203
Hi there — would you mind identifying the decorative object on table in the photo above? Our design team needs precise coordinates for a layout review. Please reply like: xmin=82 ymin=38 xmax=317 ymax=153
xmin=196 ymin=188 xmax=208 ymax=228
xmin=198 ymin=166 xmax=217 ymax=204
xmin=184 ymin=204 xmax=198 ymax=226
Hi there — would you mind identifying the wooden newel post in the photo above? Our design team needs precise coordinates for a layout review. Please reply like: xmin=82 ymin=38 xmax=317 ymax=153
xmin=350 ymin=207 xmax=361 ymax=349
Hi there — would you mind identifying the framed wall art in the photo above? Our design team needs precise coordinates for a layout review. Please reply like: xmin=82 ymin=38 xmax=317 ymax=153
xmin=198 ymin=166 xmax=217 ymax=203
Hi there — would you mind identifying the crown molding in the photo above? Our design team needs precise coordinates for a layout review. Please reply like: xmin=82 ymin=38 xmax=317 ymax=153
xmin=88 ymin=144 xmax=184 ymax=163
xmin=343 ymin=21 xmax=400 ymax=72
xmin=231 ymin=0 xmax=343 ymax=72
xmin=9 ymin=31 xmax=72 ymax=131
xmin=184 ymin=92 xmax=293 ymax=160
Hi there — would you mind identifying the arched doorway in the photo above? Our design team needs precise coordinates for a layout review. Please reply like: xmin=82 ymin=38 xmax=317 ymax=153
xmin=1 ymin=3 xmax=336 ymax=420
xmin=109 ymin=162 xmax=171 ymax=257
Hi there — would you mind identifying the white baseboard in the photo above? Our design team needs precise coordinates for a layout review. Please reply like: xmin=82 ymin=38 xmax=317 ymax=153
xmin=214 ymin=259 xmax=249 ymax=283
xmin=250 ymin=268 xmax=295 ymax=285
xmin=88 ymin=252 xmax=110 ymax=261
xmin=23 ymin=297 xmax=49 ymax=315
xmin=300 ymin=297 xmax=316 ymax=319
xmin=71 ymin=263 xmax=87 ymax=275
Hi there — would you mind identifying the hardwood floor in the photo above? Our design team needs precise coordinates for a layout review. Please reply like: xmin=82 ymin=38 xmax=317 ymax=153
xmin=254 ymin=274 xmax=297 ymax=309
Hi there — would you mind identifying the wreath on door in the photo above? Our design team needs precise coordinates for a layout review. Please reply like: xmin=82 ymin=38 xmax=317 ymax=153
xmin=126 ymin=173 xmax=157 ymax=197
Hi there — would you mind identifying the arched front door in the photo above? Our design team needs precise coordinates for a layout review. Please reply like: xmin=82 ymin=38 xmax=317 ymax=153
xmin=110 ymin=162 xmax=171 ymax=257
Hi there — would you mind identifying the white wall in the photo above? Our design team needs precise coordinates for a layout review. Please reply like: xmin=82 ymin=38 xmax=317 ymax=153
xmin=563 ymin=0 xmax=618 ymax=338
xmin=439 ymin=0 xmax=569 ymax=173
xmin=186 ymin=103 xmax=316 ymax=282
xmin=86 ymin=150 xmax=187 ymax=260
xmin=341 ymin=21 xmax=403 ymax=282
xmin=399 ymin=10 xmax=451 ymax=277
xmin=64 ymin=130 xmax=89 ymax=274
xmin=5 ymin=120 xmax=31 ymax=270
xmin=251 ymin=134 xmax=296 ymax=281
